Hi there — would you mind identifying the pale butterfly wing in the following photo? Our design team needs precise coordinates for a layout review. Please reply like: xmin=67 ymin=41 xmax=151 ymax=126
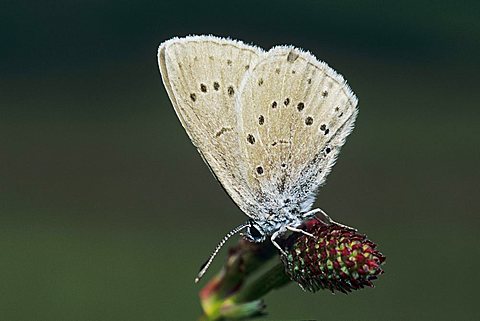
xmin=236 ymin=47 xmax=358 ymax=220
xmin=158 ymin=36 xmax=265 ymax=218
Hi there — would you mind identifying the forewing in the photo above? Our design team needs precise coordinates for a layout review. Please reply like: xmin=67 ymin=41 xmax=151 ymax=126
xmin=158 ymin=35 xmax=264 ymax=217
xmin=236 ymin=47 xmax=358 ymax=218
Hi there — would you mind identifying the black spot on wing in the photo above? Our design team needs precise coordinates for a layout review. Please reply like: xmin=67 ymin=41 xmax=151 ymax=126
xmin=247 ymin=134 xmax=255 ymax=144
xmin=287 ymin=51 xmax=299 ymax=62
xmin=258 ymin=115 xmax=265 ymax=125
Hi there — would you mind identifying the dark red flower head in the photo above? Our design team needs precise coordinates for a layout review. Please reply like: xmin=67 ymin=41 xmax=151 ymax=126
xmin=280 ymin=219 xmax=386 ymax=293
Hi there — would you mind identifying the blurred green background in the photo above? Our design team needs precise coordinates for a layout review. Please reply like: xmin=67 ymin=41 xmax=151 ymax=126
xmin=1 ymin=1 xmax=479 ymax=320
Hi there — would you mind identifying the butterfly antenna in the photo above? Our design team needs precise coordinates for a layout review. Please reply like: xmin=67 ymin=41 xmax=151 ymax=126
xmin=194 ymin=221 xmax=250 ymax=283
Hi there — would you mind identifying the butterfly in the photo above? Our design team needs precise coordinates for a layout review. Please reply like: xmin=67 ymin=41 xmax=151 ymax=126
xmin=157 ymin=35 xmax=358 ymax=282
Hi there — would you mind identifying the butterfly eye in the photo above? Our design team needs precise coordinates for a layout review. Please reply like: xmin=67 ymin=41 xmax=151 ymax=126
xmin=248 ymin=224 xmax=263 ymax=240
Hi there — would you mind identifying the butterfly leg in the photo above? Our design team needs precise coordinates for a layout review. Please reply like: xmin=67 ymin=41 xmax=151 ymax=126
xmin=270 ymin=231 xmax=288 ymax=257
xmin=286 ymin=225 xmax=314 ymax=237
xmin=304 ymin=208 xmax=357 ymax=231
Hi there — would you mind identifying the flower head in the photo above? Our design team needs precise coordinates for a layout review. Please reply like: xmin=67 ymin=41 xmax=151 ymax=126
xmin=281 ymin=219 xmax=386 ymax=293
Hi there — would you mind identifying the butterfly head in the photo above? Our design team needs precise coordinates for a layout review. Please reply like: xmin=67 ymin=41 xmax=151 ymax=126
xmin=243 ymin=213 xmax=303 ymax=243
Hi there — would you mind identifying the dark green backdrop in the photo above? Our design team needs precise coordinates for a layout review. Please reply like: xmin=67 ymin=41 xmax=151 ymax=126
xmin=1 ymin=1 xmax=479 ymax=320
